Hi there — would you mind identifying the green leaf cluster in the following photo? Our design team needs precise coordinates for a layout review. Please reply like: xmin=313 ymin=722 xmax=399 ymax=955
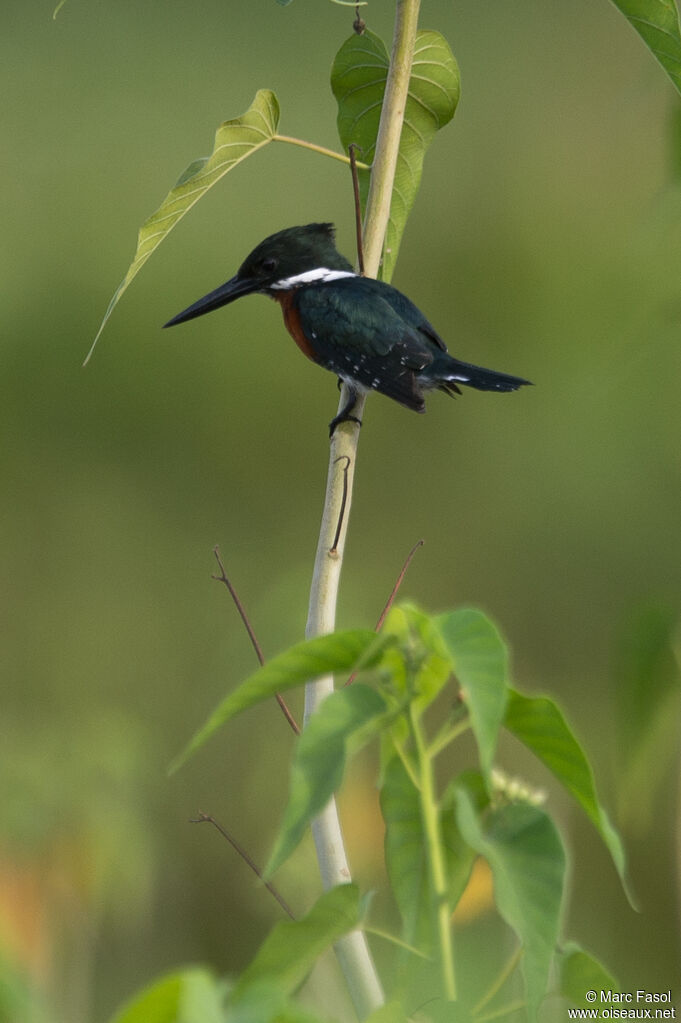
xmin=160 ymin=603 xmax=627 ymax=1021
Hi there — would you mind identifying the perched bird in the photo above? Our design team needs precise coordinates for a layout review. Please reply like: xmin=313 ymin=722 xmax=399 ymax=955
xmin=165 ymin=223 xmax=530 ymax=434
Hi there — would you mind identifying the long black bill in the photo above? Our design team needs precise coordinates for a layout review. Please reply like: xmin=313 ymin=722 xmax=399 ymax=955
xmin=163 ymin=274 xmax=259 ymax=328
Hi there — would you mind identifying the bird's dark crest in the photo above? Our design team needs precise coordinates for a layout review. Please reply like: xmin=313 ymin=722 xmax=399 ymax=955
xmin=237 ymin=223 xmax=352 ymax=282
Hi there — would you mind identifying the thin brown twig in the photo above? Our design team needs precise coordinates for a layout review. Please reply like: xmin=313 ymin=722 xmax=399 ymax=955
xmin=375 ymin=538 xmax=424 ymax=633
xmin=190 ymin=811 xmax=296 ymax=919
xmin=348 ymin=143 xmax=365 ymax=275
xmin=212 ymin=546 xmax=300 ymax=735
xmin=212 ymin=546 xmax=265 ymax=664
xmin=345 ymin=538 xmax=425 ymax=685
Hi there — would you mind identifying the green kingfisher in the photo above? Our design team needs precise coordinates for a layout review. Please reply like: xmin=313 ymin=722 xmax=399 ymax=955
xmin=165 ymin=223 xmax=530 ymax=433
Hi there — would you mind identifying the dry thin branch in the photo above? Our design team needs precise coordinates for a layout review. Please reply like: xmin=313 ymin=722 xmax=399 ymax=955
xmin=212 ymin=546 xmax=300 ymax=735
xmin=346 ymin=538 xmax=424 ymax=685
xmin=190 ymin=811 xmax=295 ymax=919
xmin=375 ymin=538 xmax=425 ymax=633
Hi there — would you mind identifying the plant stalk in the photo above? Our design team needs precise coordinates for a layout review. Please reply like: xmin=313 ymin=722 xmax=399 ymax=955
xmin=410 ymin=706 xmax=457 ymax=1001
xmin=303 ymin=0 xmax=422 ymax=1017
xmin=362 ymin=0 xmax=421 ymax=274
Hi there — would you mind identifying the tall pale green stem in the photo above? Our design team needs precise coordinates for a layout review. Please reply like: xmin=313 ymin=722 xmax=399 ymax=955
xmin=303 ymin=1 xmax=422 ymax=1017
xmin=362 ymin=0 xmax=421 ymax=277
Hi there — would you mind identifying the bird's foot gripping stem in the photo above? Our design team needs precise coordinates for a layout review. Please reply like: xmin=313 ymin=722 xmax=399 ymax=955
xmin=329 ymin=386 xmax=362 ymax=437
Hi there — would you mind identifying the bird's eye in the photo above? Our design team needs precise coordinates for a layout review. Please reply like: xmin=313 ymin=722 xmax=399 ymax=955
xmin=262 ymin=257 xmax=278 ymax=273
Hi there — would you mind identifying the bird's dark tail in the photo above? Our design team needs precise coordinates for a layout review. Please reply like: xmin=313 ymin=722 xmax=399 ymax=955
xmin=430 ymin=354 xmax=531 ymax=395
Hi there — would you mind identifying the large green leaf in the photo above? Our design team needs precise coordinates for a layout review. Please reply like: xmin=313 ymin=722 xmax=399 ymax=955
xmin=609 ymin=0 xmax=681 ymax=96
xmin=170 ymin=629 xmax=387 ymax=773
xmin=231 ymin=885 xmax=361 ymax=1002
xmin=331 ymin=29 xmax=459 ymax=282
xmin=504 ymin=688 xmax=634 ymax=906
xmin=454 ymin=789 xmax=566 ymax=1021
xmin=109 ymin=967 xmax=225 ymax=1023
xmin=85 ymin=90 xmax=280 ymax=364
xmin=380 ymin=754 xmax=430 ymax=947
xmin=436 ymin=609 xmax=509 ymax=780
xmin=266 ymin=684 xmax=388 ymax=876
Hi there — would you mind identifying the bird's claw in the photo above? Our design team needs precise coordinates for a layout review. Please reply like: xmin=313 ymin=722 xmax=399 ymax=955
xmin=328 ymin=414 xmax=362 ymax=438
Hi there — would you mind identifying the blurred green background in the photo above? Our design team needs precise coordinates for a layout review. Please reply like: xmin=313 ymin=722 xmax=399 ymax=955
xmin=2 ymin=0 xmax=680 ymax=1019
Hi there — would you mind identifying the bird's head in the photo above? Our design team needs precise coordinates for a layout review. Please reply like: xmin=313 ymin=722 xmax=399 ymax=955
xmin=164 ymin=223 xmax=353 ymax=327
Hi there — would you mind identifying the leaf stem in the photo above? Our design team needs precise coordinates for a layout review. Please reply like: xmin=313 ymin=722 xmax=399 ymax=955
xmin=472 ymin=945 xmax=523 ymax=1017
xmin=362 ymin=926 xmax=430 ymax=959
xmin=410 ymin=705 xmax=457 ymax=1001
xmin=391 ymin=736 xmax=421 ymax=791
xmin=475 ymin=999 xmax=526 ymax=1023
xmin=427 ymin=715 xmax=469 ymax=760
xmin=273 ymin=134 xmax=370 ymax=169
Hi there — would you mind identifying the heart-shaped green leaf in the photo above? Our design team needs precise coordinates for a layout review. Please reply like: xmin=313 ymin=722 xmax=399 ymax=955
xmin=86 ymin=90 xmax=280 ymax=364
xmin=331 ymin=29 xmax=460 ymax=282
xmin=454 ymin=789 xmax=566 ymax=1021
xmin=609 ymin=0 xmax=681 ymax=96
